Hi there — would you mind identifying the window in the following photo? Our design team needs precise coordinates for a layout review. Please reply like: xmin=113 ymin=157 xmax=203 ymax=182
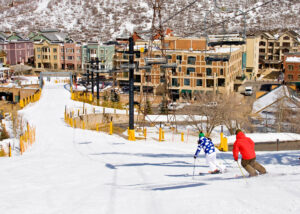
xmin=187 ymin=56 xmax=196 ymax=65
xmin=187 ymin=67 xmax=195 ymax=75
xmin=282 ymin=42 xmax=290 ymax=47
xmin=220 ymin=68 xmax=224 ymax=75
xmin=288 ymin=75 xmax=293 ymax=80
xmin=37 ymin=48 xmax=41 ymax=52
xmin=206 ymin=59 xmax=212 ymax=65
xmin=172 ymin=78 xmax=179 ymax=87
xmin=134 ymin=75 xmax=141 ymax=83
xmin=146 ymin=75 xmax=151 ymax=82
xmin=206 ymin=79 xmax=214 ymax=87
xmin=196 ymin=79 xmax=202 ymax=86
xmin=77 ymin=49 xmax=81 ymax=53
xmin=61 ymin=56 xmax=64 ymax=60
xmin=288 ymin=65 xmax=294 ymax=71
xmin=184 ymin=79 xmax=190 ymax=86
xmin=218 ymin=78 xmax=225 ymax=87
xmin=259 ymin=49 xmax=265 ymax=53
xmin=53 ymin=48 xmax=57 ymax=53
xmin=61 ymin=48 xmax=64 ymax=52
xmin=54 ymin=55 xmax=57 ymax=60
xmin=298 ymin=75 xmax=300 ymax=80
xmin=38 ymin=63 xmax=41 ymax=68
xmin=178 ymin=67 xmax=182 ymax=72
xmin=37 ymin=55 xmax=40 ymax=59
xmin=135 ymin=52 xmax=140 ymax=58
xmin=176 ymin=55 xmax=182 ymax=63
xmin=54 ymin=64 xmax=58 ymax=69
xmin=67 ymin=48 xmax=74 ymax=53
xmin=206 ymin=68 xmax=212 ymax=76
xmin=77 ymin=56 xmax=81 ymax=60
xmin=42 ymin=47 xmax=50 ymax=52
xmin=259 ymin=41 xmax=266 ymax=46
xmin=68 ymin=56 xmax=73 ymax=60
xmin=100 ymin=50 xmax=104 ymax=54
xmin=283 ymin=36 xmax=290 ymax=40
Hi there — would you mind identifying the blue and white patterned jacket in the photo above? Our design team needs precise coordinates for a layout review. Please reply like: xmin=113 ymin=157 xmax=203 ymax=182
xmin=194 ymin=136 xmax=215 ymax=156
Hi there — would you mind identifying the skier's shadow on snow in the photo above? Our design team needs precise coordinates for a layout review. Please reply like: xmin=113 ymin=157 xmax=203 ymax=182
xmin=151 ymin=182 xmax=207 ymax=191
xmin=256 ymin=152 xmax=300 ymax=166
xmin=78 ymin=141 xmax=92 ymax=145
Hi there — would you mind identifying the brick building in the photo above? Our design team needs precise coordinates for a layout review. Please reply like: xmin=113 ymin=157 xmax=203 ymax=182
xmin=284 ymin=53 xmax=300 ymax=89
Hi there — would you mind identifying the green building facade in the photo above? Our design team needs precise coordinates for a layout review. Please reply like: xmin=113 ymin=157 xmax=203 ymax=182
xmin=81 ymin=42 xmax=115 ymax=71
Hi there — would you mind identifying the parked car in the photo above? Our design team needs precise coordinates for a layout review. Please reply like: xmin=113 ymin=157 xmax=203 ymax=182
xmin=203 ymin=102 xmax=218 ymax=107
xmin=245 ymin=86 xmax=253 ymax=96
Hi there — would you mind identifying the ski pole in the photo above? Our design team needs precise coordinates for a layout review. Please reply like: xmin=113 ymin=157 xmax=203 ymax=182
xmin=236 ymin=161 xmax=246 ymax=179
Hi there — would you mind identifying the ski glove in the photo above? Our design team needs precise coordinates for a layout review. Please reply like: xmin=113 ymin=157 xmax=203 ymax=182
xmin=194 ymin=155 xmax=197 ymax=159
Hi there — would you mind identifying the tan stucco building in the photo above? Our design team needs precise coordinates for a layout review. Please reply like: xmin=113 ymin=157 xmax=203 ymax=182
xmin=115 ymin=36 xmax=244 ymax=101
xmin=258 ymin=31 xmax=299 ymax=71
xmin=34 ymin=40 xmax=61 ymax=70
xmin=246 ymin=36 xmax=259 ymax=80
xmin=34 ymin=40 xmax=82 ymax=71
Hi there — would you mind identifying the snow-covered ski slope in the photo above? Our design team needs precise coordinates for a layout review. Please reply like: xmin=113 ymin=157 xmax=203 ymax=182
xmin=0 ymin=81 xmax=300 ymax=214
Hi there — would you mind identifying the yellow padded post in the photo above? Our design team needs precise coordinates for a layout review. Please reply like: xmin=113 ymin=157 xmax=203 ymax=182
xmin=128 ymin=129 xmax=136 ymax=141
xmin=109 ymin=122 xmax=113 ymax=135
xmin=159 ymin=128 xmax=162 ymax=142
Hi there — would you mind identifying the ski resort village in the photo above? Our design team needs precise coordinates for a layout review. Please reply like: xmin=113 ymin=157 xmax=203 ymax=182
xmin=0 ymin=0 xmax=300 ymax=213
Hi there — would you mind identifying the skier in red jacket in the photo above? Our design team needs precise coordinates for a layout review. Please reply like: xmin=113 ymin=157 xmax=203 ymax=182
xmin=233 ymin=129 xmax=266 ymax=177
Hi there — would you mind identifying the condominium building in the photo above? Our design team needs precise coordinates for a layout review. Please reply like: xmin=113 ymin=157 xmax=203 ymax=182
xmin=115 ymin=35 xmax=244 ymax=100
xmin=60 ymin=42 xmax=82 ymax=70
xmin=34 ymin=40 xmax=61 ymax=70
xmin=258 ymin=31 xmax=299 ymax=71
xmin=81 ymin=42 xmax=115 ymax=71
xmin=0 ymin=32 xmax=34 ymax=65
xmin=34 ymin=40 xmax=82 ymax=71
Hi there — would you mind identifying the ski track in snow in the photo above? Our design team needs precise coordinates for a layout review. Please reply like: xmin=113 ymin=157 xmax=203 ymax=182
xmin=0 ymin=81 xmax=300 ymax=214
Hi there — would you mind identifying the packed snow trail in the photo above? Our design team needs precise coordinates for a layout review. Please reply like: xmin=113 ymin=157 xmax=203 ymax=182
xmin=0 ymin=81 xmax=300 ymax=214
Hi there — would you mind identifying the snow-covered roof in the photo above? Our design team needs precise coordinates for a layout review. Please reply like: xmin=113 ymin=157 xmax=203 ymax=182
xmin=0 ymin=67 xmax=10 ymax=71
xmin=252 ymin=85 xmax=298 ymax=113
xmin=286 ymin=56 xmax=300 ymax=63
xmin=42 ymin=32 xmax=68 ymax=42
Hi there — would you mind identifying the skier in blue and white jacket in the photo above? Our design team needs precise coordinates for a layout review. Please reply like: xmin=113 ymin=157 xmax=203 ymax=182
xmin=194 ymin=132 xmax=226 ymax=174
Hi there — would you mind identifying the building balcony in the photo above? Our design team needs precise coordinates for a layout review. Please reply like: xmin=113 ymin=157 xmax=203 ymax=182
xmin=262 ymin=59 xmax=282 ymax=64
xmin=116 ymin=77 xmax=129 ymax=81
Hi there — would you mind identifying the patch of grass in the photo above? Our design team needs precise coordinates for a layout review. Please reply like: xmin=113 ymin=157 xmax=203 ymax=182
xmin=0 ymin=147 xmax=7 ymax=157
xmin=0 ymin=126 xmax=10 ymax=140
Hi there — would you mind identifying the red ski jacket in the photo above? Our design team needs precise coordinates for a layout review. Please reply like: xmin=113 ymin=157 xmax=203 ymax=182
xmin=233 ymin=132 xmax=256 ymax=161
